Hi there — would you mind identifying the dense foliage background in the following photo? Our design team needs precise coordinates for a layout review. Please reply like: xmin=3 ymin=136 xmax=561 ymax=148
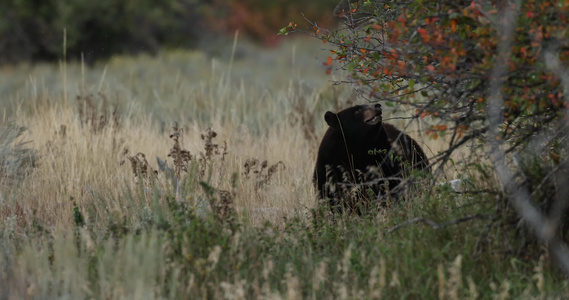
xmin=0 ymin=0 xmax=337 ymax=65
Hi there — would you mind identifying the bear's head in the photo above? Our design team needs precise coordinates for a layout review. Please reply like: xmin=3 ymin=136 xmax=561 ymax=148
xmin=324 ymin=104 xmax=383 ymax=139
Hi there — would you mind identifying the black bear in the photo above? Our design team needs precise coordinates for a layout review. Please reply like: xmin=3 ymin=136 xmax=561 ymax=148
xmin=314 ymin=103 xmax=430 ymax=213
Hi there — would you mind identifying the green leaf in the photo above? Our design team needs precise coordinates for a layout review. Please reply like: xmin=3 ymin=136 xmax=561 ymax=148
xmin=73 ymin=202 xmax=85 ymax=227
xmin=346 ymin=61 xmax=357 ymax=73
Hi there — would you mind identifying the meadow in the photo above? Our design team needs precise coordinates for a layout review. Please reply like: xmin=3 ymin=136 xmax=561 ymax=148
xmin=0 ymin=37 xmax=567 ymax=299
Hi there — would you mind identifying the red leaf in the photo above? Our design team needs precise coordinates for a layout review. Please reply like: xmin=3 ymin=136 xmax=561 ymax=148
xmin=370 ymin=24 xmax=382 ymax=31
xmin=417 ymin=28 xmax=429 ymax=42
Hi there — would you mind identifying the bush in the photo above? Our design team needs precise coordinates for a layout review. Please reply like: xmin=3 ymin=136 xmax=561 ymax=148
xmin=282 ymin=0 xmax=569 ymax=267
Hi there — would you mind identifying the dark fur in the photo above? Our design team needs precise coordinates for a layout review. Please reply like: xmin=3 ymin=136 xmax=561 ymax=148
xmin=314 ymin=104 xmax=430 ymax=213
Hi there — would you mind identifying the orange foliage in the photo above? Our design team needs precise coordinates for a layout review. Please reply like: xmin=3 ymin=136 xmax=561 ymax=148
xmin=210 ymin=1 xmax=336 ymax=47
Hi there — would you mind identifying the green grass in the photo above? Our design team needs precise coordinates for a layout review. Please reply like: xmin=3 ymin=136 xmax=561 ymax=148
xmin=0 ymin=37 xmax=567 ymax=299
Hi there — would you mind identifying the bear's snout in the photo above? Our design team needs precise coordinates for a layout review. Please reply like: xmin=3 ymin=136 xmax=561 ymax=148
xmin=363 ymin=105 xmax=382 ymax=125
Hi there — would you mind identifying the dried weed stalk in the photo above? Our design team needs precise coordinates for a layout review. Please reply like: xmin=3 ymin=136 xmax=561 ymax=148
xmin=77 ymin=93 xmax=120 ymax=134
xmin=121 ymin=123 xmax=235 ymax=223
xmin=200 ymin=179 xmax=236 ymax=227
xmin=199 ymin=128 xmax=227 ymax=177
xmin=120 ymin=149 xmax=156 ymax=182
xmin=0 ymin=202 xmax=27 ymax=228
xmin=212 ymin=189 xmax=235 ymax=225
xmin=196 ymin=128 xmax=233 ymax=225
xmin=243 ymin=158 xmax=285 ymax=190
xmin=56 ymin=125 xmax=67 ymax=138
xmin=168 ymin=122 xmax=193 ymax=179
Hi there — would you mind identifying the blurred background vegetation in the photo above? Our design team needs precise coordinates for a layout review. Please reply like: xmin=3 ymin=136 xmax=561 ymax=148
xmin=0 ymin=0 xmax=338 ymax=65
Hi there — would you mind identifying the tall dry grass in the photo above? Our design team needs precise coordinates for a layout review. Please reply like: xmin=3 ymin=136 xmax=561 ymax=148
xmin=0 ymin=37 xmax=567 ymax=299
xmin=0 ymin=36 xmax=480 ymax=235
xmin=0 ymin=37 xmax=362 ymax=233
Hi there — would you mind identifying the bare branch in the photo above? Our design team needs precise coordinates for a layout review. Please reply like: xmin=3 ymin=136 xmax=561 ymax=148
xmin=486 ymin=0 xmax=569 ymax=276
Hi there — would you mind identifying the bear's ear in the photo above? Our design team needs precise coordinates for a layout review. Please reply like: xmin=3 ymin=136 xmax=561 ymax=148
xmin=324 ymin=111 xmax=339 ymax=128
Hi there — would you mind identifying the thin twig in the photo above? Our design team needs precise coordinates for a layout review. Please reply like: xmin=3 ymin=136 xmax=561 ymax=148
xmin=486 ymin=0 xmax=569 ymax=276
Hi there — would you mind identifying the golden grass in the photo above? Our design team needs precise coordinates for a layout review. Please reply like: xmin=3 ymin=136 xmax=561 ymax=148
xmin=10 ymin=97 xmax=319 ymax=231
xmin=0 ymin=36 xmax=477 ymax=235
xmin=0 ymin=38 xmax=344 ymax=232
